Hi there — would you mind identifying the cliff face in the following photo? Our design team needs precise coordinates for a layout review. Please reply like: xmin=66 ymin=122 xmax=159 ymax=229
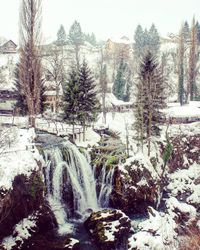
xmin=0 ymin=171 xmax=44 ymax=240
xmin=0 ymin=169 xmax=58 ymax=250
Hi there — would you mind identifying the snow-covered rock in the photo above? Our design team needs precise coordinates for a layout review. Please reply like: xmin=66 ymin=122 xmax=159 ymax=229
xmin=128 ymin=207 xmax=177 ymax=250
xmin=85 ymin=209 xmax=131 ymax=250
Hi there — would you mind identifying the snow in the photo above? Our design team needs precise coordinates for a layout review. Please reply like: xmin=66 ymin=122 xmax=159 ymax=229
xmin=97 ymin=93 xmax=133 ymax=109
xmin=164 ymin=102 xmax=200 ymax=118
xmin=75 ymin=127 xmax=101 ymax=148
xmin=104 ymin=220 xmax=120 ymax=242
xmin=128 ymin=208 xmax=177 ymax=250
xmin=167 ymin=163 xmax=200 ymax=199
xmin=197 ymin=221 xmax=200 ymax=230
xmin=0 ymin=127 xmax=41 ymax=190
xmin=166 ymin=197 xmax=197 ymax=223
xmin=1 ymin=215 xmax=37 ymax=250
xmin=64 ymin=238 xmax=79 ymax=249
xmin=187 ymin=185 xmax=200 ymax=205
xmin=108 ymin=36 xmax=133 ymax=45
xmin=122 ymin=152 xmax=160 ymax=180
xmin=96 ymin=111 xmax=134 ymax=144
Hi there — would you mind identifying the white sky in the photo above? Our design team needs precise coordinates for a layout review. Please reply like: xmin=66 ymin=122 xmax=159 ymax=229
xmin=0 ymin=0 xmax=200 ymax=43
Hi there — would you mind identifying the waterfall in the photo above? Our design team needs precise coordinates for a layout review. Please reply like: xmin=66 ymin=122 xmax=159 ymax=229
xmin=43 ymin=141 xmax=98 ymax=235
xmin=98 ymin=166 xmax=115 ymax=208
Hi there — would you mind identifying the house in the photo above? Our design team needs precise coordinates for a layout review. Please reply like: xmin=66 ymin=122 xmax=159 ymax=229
xmin=105 ymin=37 xmax=132 ymax=60
xmin=98 ymin=93 xmax=133 ymax=112
xmin=0 ymin=40 xmax=17 ymax=54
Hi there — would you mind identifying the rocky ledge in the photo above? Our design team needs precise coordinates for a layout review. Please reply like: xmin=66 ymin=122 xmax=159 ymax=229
xmin=85 ymin=209 xmax=131 ymax=250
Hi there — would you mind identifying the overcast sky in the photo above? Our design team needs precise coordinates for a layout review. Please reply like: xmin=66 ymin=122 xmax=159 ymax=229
xmin=0 ymin=0 xmax=200 ymax=43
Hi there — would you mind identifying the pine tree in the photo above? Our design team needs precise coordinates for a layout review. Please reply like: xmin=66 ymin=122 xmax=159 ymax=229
xmin=56 ymin=24 xmax=67 ymax=45
xmin=134 ymin=24 xmax=144 ymax=59
xmin=90 ymin=32 xmax=97 ymax=46
xmin=134 ymin=52 xmax=166 ymax=156
xmin=112 ymin=59 xmax=126 ymax=100
xmin=183 ymin=21 xmax=190 ymax=42
xmin=196 ymin=21 xmax=200 ymax=44
xmin=123 ymin=81 xmax=131 ymax=102
xmin=148 ymin=24 xmax=160 ymax=55
xmin=63 ymin=68 xmax=82 ymax=140
xmin=79 ymin=60 xmax=100 ymax=140
xmin=68 ymin=20 xmax=84 ymax=70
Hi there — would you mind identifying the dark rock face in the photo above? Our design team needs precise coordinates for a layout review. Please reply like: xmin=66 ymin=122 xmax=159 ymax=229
xmin=0 ymin=171 xmax=44 ymax=240
xmin=110 ymin=159 xmax=160 ymax=214
xmin=85 ymin=209 xmax=131 ymax=250
xmin=0 ymin=171 xmax=57 ymax=249
xmin=21 ymin=236 xmax=79 ymax=250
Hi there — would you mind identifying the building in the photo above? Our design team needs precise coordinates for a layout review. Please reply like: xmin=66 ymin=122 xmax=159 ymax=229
xmin=44 ymin=90 xmax=63 ymax=113
xmin=0 ymin=40 xmax=17 ymax=54
xmin=105 ymin=36 xmax=132 ymax=60
xmin=98 ymin=93 xmax=133 ymax=112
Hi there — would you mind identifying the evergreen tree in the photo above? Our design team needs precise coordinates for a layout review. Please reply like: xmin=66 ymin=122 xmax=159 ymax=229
xmin=134 ymin=52 xmax=166 ymax=156
xmin=196 ymin=21 xmax=200 ymax=44
xmin=183 ymin=21 xmax=190 ymax=42
xmin=56 ymin=24 xmax=67 ymax=45
xmin=134 ymin=24 xmax=160 ymax=59
xmin=123 ymin=81 xmax=131 ymax=102
xmin=79 ymin=60 xmax=100 ymax=140
xmin=68 ymin=20 xmax=84 ymax=69
xmin=112 ymin=59 xmax=126 ymax=100
xmin=143 ymin=28 xmax=149 ymax=52
xmin=134 ymin=24 xmax=144 ymax=58
xmin=148 ymin=24 xmax=160 ymax=55
xmin=63 ymin=68 xmax=82 ymax=139
xmin=84 ymin=32 xmax=97 ymax=46
xmin=90 ymin=32 xmax=97 ymax=46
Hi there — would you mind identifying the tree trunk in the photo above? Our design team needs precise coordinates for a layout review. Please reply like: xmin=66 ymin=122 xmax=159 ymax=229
xmin=147 ymin=111 xmax=152 ymax=157
xmin=102 ymin=93 xmax=106 ymax=124
xmin=75 ymin=45 xmax=80 ymax=70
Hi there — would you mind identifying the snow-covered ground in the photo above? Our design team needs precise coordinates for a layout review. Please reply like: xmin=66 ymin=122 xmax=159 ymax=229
xmin=0 ymin=127 xmax=41 ymax=190
xmin=165 ymin=101 xmax=200 ymax=118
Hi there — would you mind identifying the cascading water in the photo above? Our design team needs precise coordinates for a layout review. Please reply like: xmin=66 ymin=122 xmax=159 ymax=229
xmin=43 ymin=141 xmax=98 ymax=235
xmin=98 ymin=166 xmax=115 ymax=207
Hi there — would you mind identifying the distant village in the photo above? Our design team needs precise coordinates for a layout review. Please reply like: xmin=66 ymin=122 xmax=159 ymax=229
xmin=0 ymin=36 xmax=137 ymax=115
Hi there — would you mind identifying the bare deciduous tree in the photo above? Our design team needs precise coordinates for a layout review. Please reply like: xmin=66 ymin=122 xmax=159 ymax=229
xmin=188 ymin=17 xmax=199 ymax=101
xmin=44 ymin=46 xmax=66 ymax=113
xmin=99 ymin=48 xmax=108 ymax=124
xmin=19 ymin=0 xmax=43 ymax=127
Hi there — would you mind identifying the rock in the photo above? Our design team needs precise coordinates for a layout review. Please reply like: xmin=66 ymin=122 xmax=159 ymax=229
xmin=85 ymin=209 xmax=131 ymax=250
xmin=166 ymin=197 xmax=197 ymax=226
xmin=128 ymin=207 xmax=177 ymax=250
xmin=64 ymin=238 xmax=79 ymax=250
xmin=168 ymin=135 xmax=200 ymax=172
xmin=0 ymin=171 xmax=44 ymax=240
xmin=110 ymin=157 xmax=160 ymax=213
